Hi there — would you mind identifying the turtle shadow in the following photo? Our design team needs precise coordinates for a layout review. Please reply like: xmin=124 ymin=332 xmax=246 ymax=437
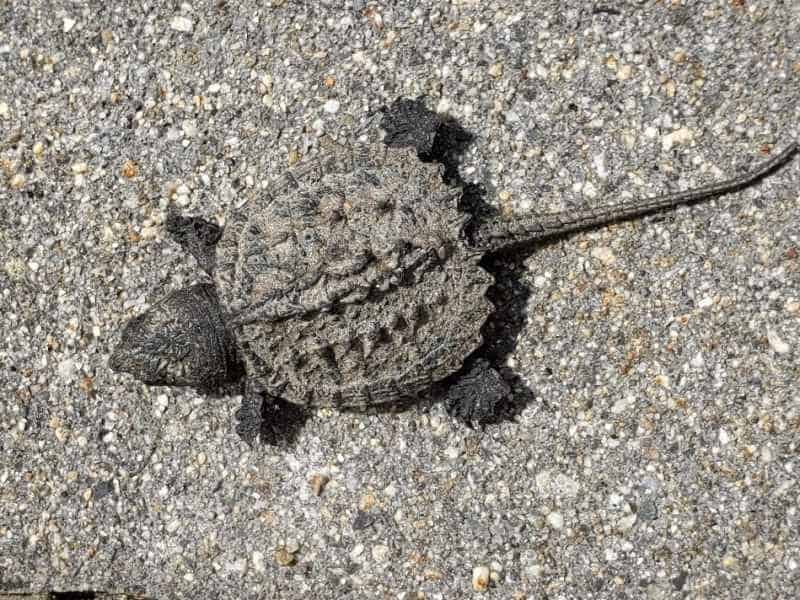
xmin=420 ymin=112 xmax=543 ymax=425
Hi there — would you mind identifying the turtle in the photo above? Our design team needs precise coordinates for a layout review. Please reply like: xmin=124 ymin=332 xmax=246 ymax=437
xmin=109 ymin=99 xmax=798 ymax=445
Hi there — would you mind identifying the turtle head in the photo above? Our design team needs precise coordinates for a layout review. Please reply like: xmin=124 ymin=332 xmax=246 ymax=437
xmin=109 ymin=283 xmax=242 ymax=390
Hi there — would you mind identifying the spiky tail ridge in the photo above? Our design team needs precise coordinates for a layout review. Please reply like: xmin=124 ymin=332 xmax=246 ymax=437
xmin=472 ymin=142 xmax=798 ymax=253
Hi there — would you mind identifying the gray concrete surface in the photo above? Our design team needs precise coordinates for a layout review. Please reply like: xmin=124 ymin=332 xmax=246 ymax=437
xmin=1 ymin=1 xmax=799 ymax=598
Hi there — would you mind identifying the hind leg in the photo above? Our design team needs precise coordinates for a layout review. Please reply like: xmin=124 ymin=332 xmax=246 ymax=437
xmin=444 ymin=358 xmax=511 ymax=424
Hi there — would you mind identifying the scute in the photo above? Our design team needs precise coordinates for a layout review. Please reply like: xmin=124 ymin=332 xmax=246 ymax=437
xmin=215 ymin=144 xmax=494 ymax=406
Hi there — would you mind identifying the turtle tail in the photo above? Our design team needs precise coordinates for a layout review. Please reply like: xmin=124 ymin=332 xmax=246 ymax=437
xmin=471 ymin=142 xmax=798 ymax=253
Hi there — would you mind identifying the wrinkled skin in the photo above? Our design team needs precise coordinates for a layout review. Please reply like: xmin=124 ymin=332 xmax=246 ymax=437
xmin=109 ymin=284 xmax=241 ymax=391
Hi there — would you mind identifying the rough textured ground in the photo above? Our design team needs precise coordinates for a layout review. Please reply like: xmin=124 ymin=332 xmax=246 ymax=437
xmin=1 ymin=1 xmax=799 ymax=598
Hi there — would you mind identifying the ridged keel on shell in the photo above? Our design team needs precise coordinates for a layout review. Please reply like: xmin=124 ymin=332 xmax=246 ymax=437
xmin=239 ymin=248 xmax=491 ymax=406
xmin=214 ymin=144 xmax=494 ymax=406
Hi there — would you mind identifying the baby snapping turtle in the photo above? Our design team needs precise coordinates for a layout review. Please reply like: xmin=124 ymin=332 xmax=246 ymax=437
xmin=110 ymin=102 xmax=797 ymax=444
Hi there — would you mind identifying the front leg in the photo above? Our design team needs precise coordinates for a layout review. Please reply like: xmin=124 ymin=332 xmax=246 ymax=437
xmin=165 ymin=211 xmax=222 ymax=275
xmin=380 ymin=97 xmax=442 ymax=156
xmin=235 ymin=382 xmax=309 ymax=447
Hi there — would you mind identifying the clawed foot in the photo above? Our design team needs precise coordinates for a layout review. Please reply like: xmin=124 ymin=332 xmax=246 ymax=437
xmin=444 ymin=358 xmax=511 ymax=425
xmin=165 ymin=211 xmax=222 ymax=275
xmin=380 ymin=97 xmax=442 ymax=156
xmin=234 ymin=393 xmax=263 ymax=447
xmin=235 ymin=390 xmax=309 ymax=447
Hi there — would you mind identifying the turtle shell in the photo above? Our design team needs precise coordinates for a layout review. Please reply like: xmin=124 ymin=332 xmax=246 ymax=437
xmin=215 ymin=144 xmax=494 ymax=407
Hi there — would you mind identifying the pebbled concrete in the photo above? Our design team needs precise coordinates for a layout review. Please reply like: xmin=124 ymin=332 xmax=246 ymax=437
xmin=1 ymin=1 xmax=799 ymax=598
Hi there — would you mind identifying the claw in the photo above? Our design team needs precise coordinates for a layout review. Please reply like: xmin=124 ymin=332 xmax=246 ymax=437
xmin=445 ymin=359 xmax=510 ymax=424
